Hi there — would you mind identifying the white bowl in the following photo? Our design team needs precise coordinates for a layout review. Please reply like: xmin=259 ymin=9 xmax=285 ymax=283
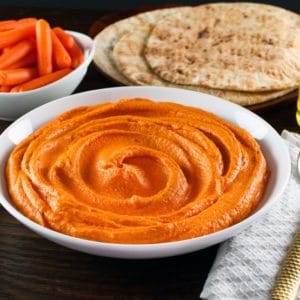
xmin=0 ymin=86 xmax=290 ymax=259
xmin=0 ymin=30 xmax=95 ymax=120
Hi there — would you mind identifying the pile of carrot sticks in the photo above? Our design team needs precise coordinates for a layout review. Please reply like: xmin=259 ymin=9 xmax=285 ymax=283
xmin=0 ymin=18 xmax=84 ymax=92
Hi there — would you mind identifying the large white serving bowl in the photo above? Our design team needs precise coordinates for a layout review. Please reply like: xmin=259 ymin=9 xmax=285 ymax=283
xmin=0 ymin=86 xmax=290 ymax=259
xmin=0 ymin=30 xmax=95 ymax=120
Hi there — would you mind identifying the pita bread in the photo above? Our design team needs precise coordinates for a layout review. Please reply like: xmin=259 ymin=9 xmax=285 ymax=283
xmin=144 ymin=3 xmax=300 ymax=91
xmin=113 ymin=23 xmax=295 ymax=106
xmin=93 ymin=6 xmax=192 ymax=85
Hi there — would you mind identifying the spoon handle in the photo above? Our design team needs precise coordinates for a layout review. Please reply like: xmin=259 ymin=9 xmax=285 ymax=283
xmin=270 ymin=227 xmax=300 ymax=300
xmin=270 ymin=153 xmax=300 ymax=300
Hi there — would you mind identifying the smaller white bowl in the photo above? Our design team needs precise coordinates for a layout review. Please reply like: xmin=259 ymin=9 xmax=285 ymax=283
xmin=0 ymin=30 xmax=95 ymax=121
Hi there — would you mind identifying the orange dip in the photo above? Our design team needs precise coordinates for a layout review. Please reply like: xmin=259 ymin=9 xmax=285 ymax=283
xmin=6 ymin=98 xmax=269 ymax=244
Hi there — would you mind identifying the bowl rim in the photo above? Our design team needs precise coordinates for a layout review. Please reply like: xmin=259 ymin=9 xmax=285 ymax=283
xmin=0 ymin=86 xmax=291 ymax=258
xmin=0 ymin=30 xmax=95 ymax=96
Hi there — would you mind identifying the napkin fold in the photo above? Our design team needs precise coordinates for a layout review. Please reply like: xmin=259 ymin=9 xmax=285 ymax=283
xmin=200 ymin=130 xmax=300 ymax=300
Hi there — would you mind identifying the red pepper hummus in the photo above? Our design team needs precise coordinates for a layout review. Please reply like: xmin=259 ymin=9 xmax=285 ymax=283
xmin=6 ymin=98 xmax=269 ymax=243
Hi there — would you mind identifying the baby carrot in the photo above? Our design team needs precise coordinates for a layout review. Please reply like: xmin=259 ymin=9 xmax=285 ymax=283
xmin=51 ymin=30 xmax=71 ymax=69
xmin=0 ymin=68 xmax=37 ymax=86
xmin=0 ymin=23 xmax=35 ymax=49
xmin=2 ymin=46 xmax=11 ymax=54
xmin=17 ymin=18 xmax=37 ymax=25
xmin=0 ymin=18 xmax=36 ymax=32
xmin=10 ymin=86 xmax=20 ymax=92
xmin=0 ymin=20 xmax=17 ymax=32
xmin=52 ymin=27 xmax=84 ymax=68
xmin=68 ymin=42 xmax=84 ymax=68
xmin=0 ymin=39 xmax=35 ymax=69
xmin=36 ymin=19 xmax=52 ymax=76
xmin=8 ymin=52 xmax=36 ymax=69
xmin=13 ymin=68 xmax=71 ymax=92
xmin=53 ymin=27 xmax=74 ymax=49
xmin=0 ymin=85 xmax=11 ymax=92
xmin=2 ymin=68 xmax=36 ymax=85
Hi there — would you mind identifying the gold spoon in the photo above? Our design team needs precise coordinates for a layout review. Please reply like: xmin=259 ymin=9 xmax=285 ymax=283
xmin=269 ymin=152 xmax=300 ymax=300
xmin=270 ymin=85 xmax=300 ymax=300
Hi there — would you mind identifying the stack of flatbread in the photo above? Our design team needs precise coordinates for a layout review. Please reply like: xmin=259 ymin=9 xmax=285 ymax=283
xmin=93 ymin=3 xmax=300 ymax=106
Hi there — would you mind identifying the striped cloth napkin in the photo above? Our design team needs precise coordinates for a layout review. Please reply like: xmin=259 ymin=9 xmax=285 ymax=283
xmin=200 ymin=130 xmax=300 ymax=300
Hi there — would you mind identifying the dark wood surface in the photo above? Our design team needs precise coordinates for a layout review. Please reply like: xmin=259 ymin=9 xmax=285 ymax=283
xmin=0 ymin=6 xmax=299 ymax=300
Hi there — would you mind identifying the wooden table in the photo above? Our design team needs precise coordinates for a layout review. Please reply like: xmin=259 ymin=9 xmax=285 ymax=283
xmin=0 ymin=6 xmax=299 ymax=300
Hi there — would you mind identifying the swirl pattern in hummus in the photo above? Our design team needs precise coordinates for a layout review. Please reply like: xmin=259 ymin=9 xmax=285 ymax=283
xmin=6 ymin=98 xmax=269 ymax=244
